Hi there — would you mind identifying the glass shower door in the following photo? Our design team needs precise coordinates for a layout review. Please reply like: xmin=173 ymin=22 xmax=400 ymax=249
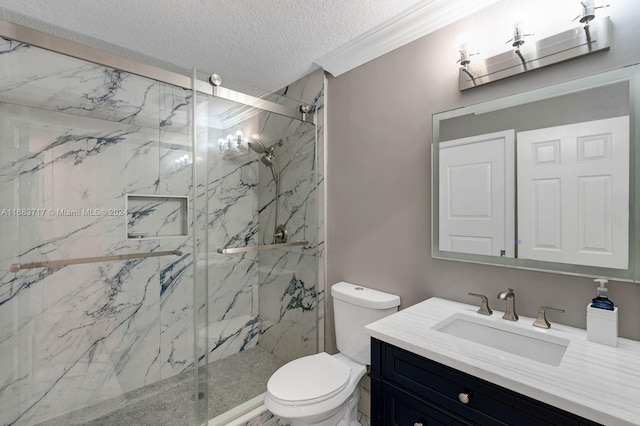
xmin=0 ymin=37 xmax=195 ymax=426
xmin=193 ymin=85 xmax=320 ymax=424
xmin=0 ymin=28 xmax=319 ymax=426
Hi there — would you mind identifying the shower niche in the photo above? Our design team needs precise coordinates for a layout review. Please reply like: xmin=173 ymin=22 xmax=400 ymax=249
xmin=126 ymin=194 xmax=189 ymax=239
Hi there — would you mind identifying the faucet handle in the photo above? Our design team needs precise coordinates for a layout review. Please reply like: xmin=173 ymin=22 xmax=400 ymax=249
xmin=533 ymin=306 xmax=565 ymax=329
xmin=468 ymin=293 xmax=493 ymax=316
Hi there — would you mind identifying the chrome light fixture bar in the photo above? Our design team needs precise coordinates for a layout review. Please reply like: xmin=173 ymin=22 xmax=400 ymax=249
xmin=459 ymin=16 xmax=610 ymax=91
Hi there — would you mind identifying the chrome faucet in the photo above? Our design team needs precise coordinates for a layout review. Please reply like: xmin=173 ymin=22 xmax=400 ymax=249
xmin=497 ymin=288 xmax=518 ymax=321
xmin=468 ymin=293 xmax=492 ymax=316
xmin=533 ymin=306 xmax=565 ymax=329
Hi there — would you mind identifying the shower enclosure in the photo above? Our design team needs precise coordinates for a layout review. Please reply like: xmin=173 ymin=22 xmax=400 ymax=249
xmin=0 ymin=20 xmax=320 ymax=426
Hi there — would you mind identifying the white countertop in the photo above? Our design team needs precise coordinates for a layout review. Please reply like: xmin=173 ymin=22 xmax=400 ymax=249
xmin=365 ymin=297 xmax=640 ymax=425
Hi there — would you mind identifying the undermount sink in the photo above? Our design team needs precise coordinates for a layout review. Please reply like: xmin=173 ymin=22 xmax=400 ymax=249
xmin=433 ymin=313 xmax=569 ymax=366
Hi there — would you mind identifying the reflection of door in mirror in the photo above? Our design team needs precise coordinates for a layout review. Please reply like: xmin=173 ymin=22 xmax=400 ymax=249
xmin=439 ymin=130 xmax=515 ymax=257
xmin=517 ymin=116 xmax=629 ymax=269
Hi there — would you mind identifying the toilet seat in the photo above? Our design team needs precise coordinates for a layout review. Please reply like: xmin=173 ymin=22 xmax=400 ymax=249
xmin=267 ymin=352 xmax=350 ymax=406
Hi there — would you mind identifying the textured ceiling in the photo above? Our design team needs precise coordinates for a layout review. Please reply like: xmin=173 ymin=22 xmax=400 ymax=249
xmin=0 ymin=0 xmax=426 ymax=91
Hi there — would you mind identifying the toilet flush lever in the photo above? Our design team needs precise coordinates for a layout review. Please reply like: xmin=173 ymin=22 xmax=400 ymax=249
xmin=468 ymin=293 xmax=492 ymax=316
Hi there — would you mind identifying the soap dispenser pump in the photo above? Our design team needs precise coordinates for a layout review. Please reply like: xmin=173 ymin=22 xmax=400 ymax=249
xmin=591 ymin=278 xmax=614 ymax=310
xmin=587 ymin=278 xmax=618 ymax=347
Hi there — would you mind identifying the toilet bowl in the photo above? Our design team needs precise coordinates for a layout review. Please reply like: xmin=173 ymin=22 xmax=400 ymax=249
xmin=265 ymin=352 xmax=365 ymax=425
xmin=264 ymin=282 xmax=400 ymax=426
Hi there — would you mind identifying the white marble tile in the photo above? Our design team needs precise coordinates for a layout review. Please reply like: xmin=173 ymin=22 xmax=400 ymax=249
xmin=366 ymin=297 xmax=640 ymax=426
xmin=275 ymin=70 xmax=325 ymax=110
xmin=1 ymin=257 xmax=165 ymax=426
xmin=19 ymin=339 xmax=128 ymax=425
xmin=160 ymin=249 xmax=194 ymax=378
xmin=0 ymin=37 xmax=323 ymax=426
xmin=159 ymin=130 xmax=192 ymax=196
xmin=257 ymin=128 xmax=317 ymax=253
xmin=206 ymin=255 xmax=260 ymax=360
xmin=207 ymin=128 xmax=259 ymax=259
xmin=257 ymin=250 xmax=318 ymax=362
xmin=252 ymin=70 xmax=323 ymax=363
xmin=277 ymin=71 xmax=326 ymax=358
xmin=0 ymin=40 xmax=195 ymax=425
xmin=0 ymin=39 xmax=161 ymax=129
xmin=159 ymin=83 xmax=192 ymax=135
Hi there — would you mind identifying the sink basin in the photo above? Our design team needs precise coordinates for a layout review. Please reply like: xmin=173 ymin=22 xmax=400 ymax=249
xmin=433 ymin=313 xmax=569 ymax=366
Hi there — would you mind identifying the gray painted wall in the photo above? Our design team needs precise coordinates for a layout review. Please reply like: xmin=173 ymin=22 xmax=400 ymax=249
xmin=325 ymin=0 xmax=640 ymax=353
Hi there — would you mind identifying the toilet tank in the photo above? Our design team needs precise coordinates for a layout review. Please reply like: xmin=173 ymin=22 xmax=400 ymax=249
xmin=331 ymin=282 xmax=400 ymax=365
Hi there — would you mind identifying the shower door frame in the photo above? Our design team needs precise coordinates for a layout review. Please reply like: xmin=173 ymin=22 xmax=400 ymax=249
xmin=0 ymin=20 xmax=314 ymax=126
xmin=0 ymin=18 xmax=316 ymax=426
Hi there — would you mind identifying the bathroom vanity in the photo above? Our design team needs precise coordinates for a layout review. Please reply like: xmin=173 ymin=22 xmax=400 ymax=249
xmin=366 ymin=298 xmax=640 ymax=425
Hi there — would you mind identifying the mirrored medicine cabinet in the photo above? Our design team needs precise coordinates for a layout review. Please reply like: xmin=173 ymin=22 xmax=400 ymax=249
xmin=432 ymin=64 xmax=640 ymax=281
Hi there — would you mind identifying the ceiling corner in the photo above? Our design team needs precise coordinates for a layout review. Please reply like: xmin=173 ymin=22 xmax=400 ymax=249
xmin=314 ymin=0 xmax=500 ymax=78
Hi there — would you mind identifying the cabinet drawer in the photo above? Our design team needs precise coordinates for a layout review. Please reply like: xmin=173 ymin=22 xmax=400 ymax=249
xmin=383 ymin=385 xmax=469 ymax=426
xmin=378 ymin=340 xmax=599 ymax=426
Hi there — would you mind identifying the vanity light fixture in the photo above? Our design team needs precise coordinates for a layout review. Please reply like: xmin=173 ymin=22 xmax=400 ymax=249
xmin=457 ymin=44 xmax=479 ymax=84
xmin=506 ymin=22 xmax=533 ymax=67
xmin=458 ymin=0 xmax=611 ymax=91
xmin=174 ymin=154 xmax=192 ymax=168
xmin=575 ymin=0 xmax=609 ymax=43
xmin=218 ymin=130 xmax=248 ymax=153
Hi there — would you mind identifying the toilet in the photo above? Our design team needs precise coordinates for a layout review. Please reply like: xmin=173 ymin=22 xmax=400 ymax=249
xmin=264 ymin=281 xmax=400 ymax=426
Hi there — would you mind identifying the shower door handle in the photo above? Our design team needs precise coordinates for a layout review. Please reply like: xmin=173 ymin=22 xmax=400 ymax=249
xmin=217 ymin=240 xmax=308 ymax=254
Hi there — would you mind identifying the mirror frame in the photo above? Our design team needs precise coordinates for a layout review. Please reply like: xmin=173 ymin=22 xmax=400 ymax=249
xmin=432 ymin=64 xmax=640 ymax=282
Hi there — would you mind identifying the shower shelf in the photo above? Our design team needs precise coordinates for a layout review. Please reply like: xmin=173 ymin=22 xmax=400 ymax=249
xmin=217 ymin=240 xmax=308 ymax=254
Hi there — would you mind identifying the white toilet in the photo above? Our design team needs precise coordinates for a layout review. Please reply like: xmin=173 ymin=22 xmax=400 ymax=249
xmin=264 ymin=281 xmax=400 ymax=426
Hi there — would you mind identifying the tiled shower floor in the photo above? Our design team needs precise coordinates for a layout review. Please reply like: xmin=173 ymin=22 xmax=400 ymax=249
xmin=37 ymin=346 xmax=286 ymax=426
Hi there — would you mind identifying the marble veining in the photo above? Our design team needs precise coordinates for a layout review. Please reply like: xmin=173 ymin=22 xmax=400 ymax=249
xmin=0 ymin=39 xmax=194 ymax=426
xmin=258 ymin=249 xmax=319 ymax=362
xmin=0 ymin=39 xmax=162 ymax=130
xmin=366 ymin=297 xmax=640 ymax=425
xmin=0 ymin=36 xmax=322 ymax=426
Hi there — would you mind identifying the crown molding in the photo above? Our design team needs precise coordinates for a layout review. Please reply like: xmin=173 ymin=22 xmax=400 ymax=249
xmin=314 ymin=0 xmax=500 ymax=77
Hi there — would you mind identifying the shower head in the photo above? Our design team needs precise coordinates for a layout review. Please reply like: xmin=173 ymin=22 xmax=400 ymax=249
xmin=261 ymin=154 xmax=274 ymax=167
xmin=247 ymin=138 xmax=267 ymax=155
xmin=247 ymin=137 xmax=282 ymax=181
xmin=247 ymin=138 xmax=283 ymax=156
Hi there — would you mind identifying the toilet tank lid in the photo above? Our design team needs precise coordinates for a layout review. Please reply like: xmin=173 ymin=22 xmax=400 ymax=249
xmin=331 ymin=282 xmax=400 ymax=309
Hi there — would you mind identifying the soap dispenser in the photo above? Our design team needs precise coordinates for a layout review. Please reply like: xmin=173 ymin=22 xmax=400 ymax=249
xmin=587 ymin=278 xmax=618 ymax=347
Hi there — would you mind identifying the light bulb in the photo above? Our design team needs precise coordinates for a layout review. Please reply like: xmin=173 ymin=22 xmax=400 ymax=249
xmin=512 ymin=22 xmax=524 ymax=47
xmin=580 ymin=0 xmax=596 ymax=23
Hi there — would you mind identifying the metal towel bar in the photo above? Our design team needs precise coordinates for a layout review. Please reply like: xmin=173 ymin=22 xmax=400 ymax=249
xmin=9 ymin=250 xmax=184 ymax=273
xmin=217 ymin=240 xmax=308 ymax=254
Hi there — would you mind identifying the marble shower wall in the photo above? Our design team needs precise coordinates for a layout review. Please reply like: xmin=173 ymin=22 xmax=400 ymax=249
xmin=0 ymin=39 xmax=194 ymax=425
xmin=204 ymin=103 xmax=261 ymax=360
xmin=257 ymin=70 xmax=325 ymax=362
xmin=203 ymin=69 xmax=324 ymax=366
xmin=0 ymin=36 xmax=323 ymax=426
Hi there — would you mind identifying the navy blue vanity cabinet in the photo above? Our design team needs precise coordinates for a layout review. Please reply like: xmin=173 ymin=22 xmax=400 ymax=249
xmin=370 ymin=338 xmax=602 ymax=426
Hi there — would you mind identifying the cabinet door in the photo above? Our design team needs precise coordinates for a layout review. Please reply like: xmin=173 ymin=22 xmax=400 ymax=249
xmin=376 ymin=340 xmax=600 ymax=426
xmin=383 ymin=385 xmax=466 ymax=426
